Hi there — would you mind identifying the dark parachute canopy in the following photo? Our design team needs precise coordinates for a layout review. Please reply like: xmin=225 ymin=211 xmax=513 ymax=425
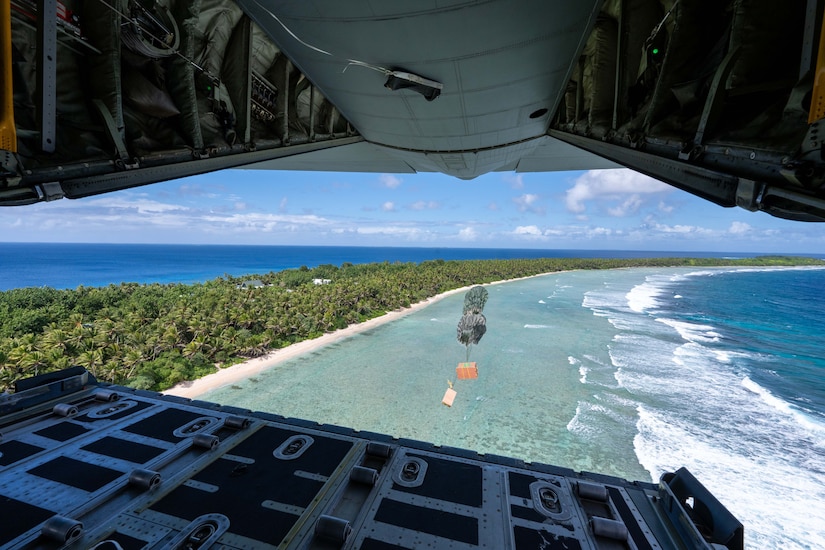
xmin=463 ymin=285 xmax=488 ymax=314
xmin=457 ymin=286 xmax=488 ymax=361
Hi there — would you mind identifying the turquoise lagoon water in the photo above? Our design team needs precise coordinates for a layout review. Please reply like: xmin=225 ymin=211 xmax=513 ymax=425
xmin=202 ymin=267 xmax=825 ymax=550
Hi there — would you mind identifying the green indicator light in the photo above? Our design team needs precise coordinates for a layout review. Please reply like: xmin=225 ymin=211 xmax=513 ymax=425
xmin=652 ymin=48 xmax=659 ymax=55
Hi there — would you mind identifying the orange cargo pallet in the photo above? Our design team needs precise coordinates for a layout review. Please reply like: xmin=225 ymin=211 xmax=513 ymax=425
xmin=442 ymin=387 xmax=457 ymax=407
xmin=456 ymin=362 xmax=478 ymax=379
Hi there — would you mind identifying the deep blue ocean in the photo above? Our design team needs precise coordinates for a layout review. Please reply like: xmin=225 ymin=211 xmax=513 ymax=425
xmin=2 ymin=243 xmax=824 ymax=548
xmin=0 ymin=242 xmax=789 ymax=290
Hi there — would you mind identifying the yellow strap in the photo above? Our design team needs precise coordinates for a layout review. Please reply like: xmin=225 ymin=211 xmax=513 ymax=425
xmin=1 ymin=0 xmax=17 ymax=152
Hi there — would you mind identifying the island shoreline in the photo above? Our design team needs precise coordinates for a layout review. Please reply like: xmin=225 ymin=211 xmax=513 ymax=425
xmin=163 ymin=272 xmax=551 ymax=399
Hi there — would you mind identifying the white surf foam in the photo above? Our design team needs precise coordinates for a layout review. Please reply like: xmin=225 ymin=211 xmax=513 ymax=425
xmin=626 ymin=278 xmax=667 ymax=313
xmin=634 ymin=405 xmax=825 ymax=549
xmin=657 ymin=317 xmax=721 ymax=343
xmin=742 ymin=376 xmax=825 ymax=437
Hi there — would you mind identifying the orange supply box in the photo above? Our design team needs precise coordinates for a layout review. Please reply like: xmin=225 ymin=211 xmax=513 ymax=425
xmin=442 ymin=388 xmax=457 ymax=407
xmin=456 ymin=362 xmax=478 ymax=379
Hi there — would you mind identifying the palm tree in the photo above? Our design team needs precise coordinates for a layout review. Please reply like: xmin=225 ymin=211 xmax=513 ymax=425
xmin=123 ymin=348 xmax=146 ymax=379
xmin=183 ymin=334 xmax=211 ymax=359
xmin=77 ymin=348 xmax=105 ymax=377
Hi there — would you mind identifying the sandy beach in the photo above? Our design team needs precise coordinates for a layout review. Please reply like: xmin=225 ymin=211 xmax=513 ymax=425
xmin=163 ymin=274 xmax=548 ymax=399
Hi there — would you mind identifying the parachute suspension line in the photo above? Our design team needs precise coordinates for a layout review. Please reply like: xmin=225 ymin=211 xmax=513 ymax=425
xmin=90 ymin=0 xmax=219 ymax=84
xmin=646 ymin=0 xmax=679 ymax=47
xmin=253 ymin=1 xmax=392 ymax=77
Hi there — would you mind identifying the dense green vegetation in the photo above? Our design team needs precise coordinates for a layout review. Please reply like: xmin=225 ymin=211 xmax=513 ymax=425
xmin=1 ymin=256 xmax=822 ymax=392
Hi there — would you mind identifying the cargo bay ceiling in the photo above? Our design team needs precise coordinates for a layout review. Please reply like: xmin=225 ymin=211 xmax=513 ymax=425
xmin=2 ymin=0 xmax=825 ymax=221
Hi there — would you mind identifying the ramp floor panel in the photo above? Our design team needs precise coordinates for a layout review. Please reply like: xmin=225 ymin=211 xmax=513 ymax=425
xmin=0 ymin=440 xmax=44 ymax=466
xmin=122 ymin=408 xmax=207 ymax=442
xmin=150 ymin=482 xmax=301 ymax=544
xmin=33 ymin=421 xmax=91 ymax=442
xmin=393 ymin=453 xmax=483 ymax=508
xmin=81 ymin=436 xmax=166 ymax=464
xmin=0 ymin=373 xmax=739 ymax=550
xmin=75 ymin=400 xmax=153 ymax=423
xmin=373 ymin=498 xmax=479 ymax=545
xmin=27 ymin=455 xmax=123 ymax=492
xmin=0 ymin=495 xmax=54 ymax=546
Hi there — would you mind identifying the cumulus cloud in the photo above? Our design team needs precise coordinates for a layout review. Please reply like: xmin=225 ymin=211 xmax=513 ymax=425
xmin=729 ymin=221 xmax=752 ymax=235
xmin=513 ymin=193 xmax=544 ymax=215
xmin=513 ymin=225 xmax=544 ymax=236
xmin=379 ymin=174 xmax=402 ymax=189
xmin=458 ymin=227 xmax=478 ymax=241
xmin=381 ymin=201 xmax=396 ymax=212
xmin=566 ymin=169 xmax=671 ymax=215
xmin=647 ymin=221 xmax=715 ymax=236
xmin=279 ymin=197 xmax=288 ymax=212
xmin=200 ymin=212 xmax=331 ymax=233
xmin=607 ymin=195 xmax=644 ymax=217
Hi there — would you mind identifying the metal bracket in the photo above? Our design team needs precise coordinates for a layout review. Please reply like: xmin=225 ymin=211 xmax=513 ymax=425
xmin=39 ymin=181 xmax=64 ymax=201
xmin=36 ymin=0 xmax=57 ymax=153
xmin=1 ymin=148 xmax=20 ymax=177
xmin=735 ymin=178 xmax=762 ymax=211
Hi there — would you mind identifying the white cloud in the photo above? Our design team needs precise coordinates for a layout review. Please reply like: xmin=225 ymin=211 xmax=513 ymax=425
xmin=199 ymin=212 xmax=331 ymax=233
xmin=458 ymin=227 xmax=477 ymax=241
xmin=513 ymin=225 xmax=544 ymax=236
xmin=658 ymin=201 xmax=674 ymax=214
xmin=510 ymin=225 xmax=547 ymax=241
xmin=279 ymin=197 xmax=288 ymax=212
xmin=607 ymin=195 xmax=643 ymax=217
xmin=381 ymin=201 xmax=396 ymax=212
xmin=379 ymin=174 xmax=402 ymax=189
xmin=729 ymin=221 xmax=752 ymax=235
xmin=488 ymin=202 xmax=499 ymax=211
xmin=513 ymin=193 xmax=544 ymax=215
xmin=648 ymin=221 xmax=715 ymax=236
xmin=566 ymin=169 xmax=671 ymax=215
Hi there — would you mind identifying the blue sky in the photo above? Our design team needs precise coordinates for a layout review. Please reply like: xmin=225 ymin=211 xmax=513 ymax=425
xmin=1 ymin=168 xmax=823 ymax=253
